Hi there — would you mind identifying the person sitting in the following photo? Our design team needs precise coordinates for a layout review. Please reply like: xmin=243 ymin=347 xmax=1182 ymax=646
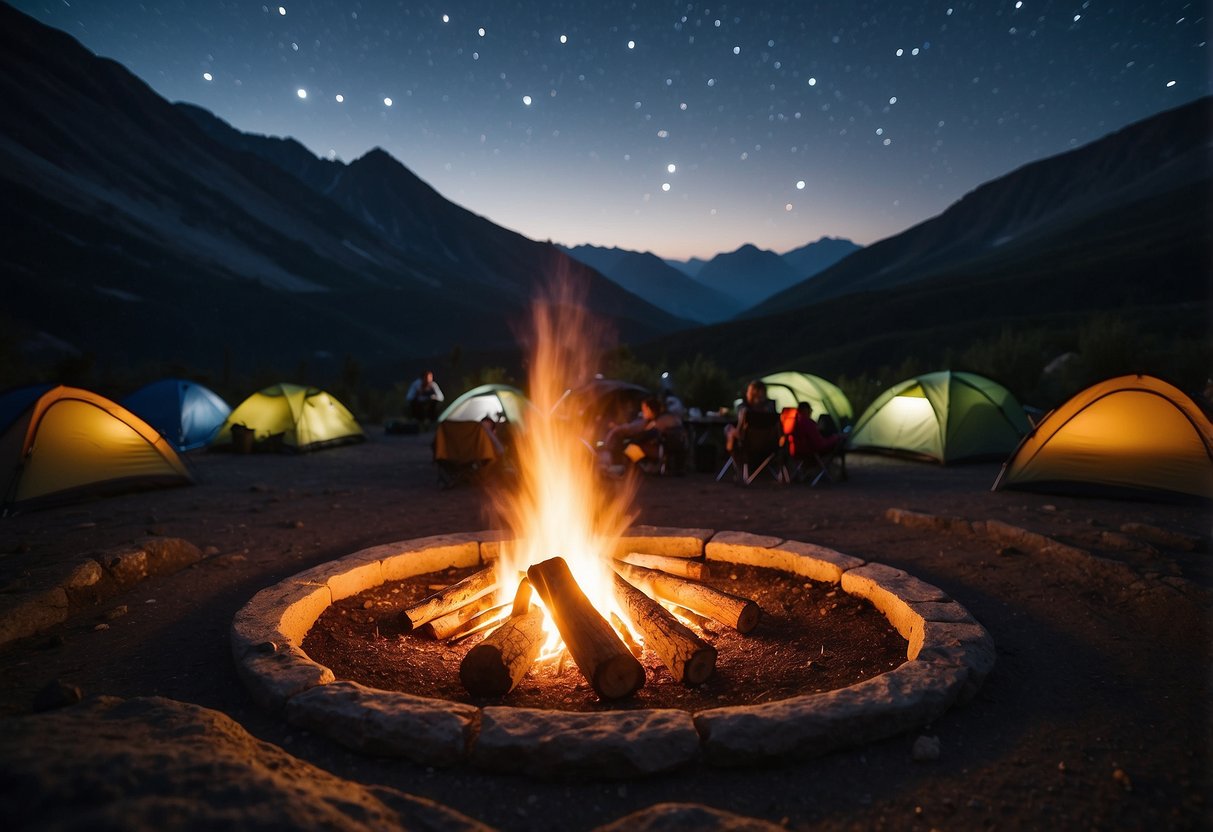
xmin=602 ymin=396 xmax=684 ymax=475
xmin=789 ymin=401 xmax=843 ymax=458
xmin=406 ymin=370 xmax=444 ymax=426
xmin=724 ymin=379 xmax=777 ymax=454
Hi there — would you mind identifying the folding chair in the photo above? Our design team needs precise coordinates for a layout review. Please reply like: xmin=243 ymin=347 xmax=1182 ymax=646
xmin=789 ymin=420 xmax=849 ymax=487
xmin=432 ymin=420 xmax=504 ymax=489
xmin=655 ymin=425 xmax=690 ymax=476
xmin=716 ymin=409 xmax=787 ymax=485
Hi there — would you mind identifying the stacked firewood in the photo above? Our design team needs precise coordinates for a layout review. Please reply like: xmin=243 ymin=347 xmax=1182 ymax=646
xmin=398 ymin=551 xmax=762 ymax=700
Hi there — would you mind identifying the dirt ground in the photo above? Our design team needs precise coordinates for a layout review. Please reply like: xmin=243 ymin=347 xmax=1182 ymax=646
xmin=0 ymin=430 xmax=1209 ymax=831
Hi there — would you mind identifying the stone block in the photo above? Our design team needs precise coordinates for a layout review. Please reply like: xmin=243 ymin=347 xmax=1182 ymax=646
xmin=380 ymin=535 xmax=482 ymax=581
xmin=0 ymin=588 xmax=69 ymax=647
xmin=911 ymin=621 xmax=996 ymax=705
xmin=472 ymin=706 xmax=700 ymax=778
xmin=59 ymin=559 xmax=113 ymax=607
xmin=286 ymin=681 xmax=476 ymax=768
xmin=695 ymin=660 xmax=967 ymax=765
xmin=613 ymin=525 xmax=716 ymax=559
xmin=233 ymin=642 xmax=334 ymax=712
xmin=983 ymin=520 xmax=1052 ymax=552
xmin=704 ymin=531 xmax=785 ymax=567
xmin=910 ymin=600 xmax=977 ymax=625
xmin=840 ymin=563 xmax=950 ymax=630
xmin=100 ymin=545 xmax=149 ymax=587
xmin=1120 ymin=522 xmax=1200 ymax=552
xmin=231 ymin=581 xmax=333 ymax=656
xmin=773 ymin=540 xmax=865 ymax=583
xmin=327 ymin=557 xmax=383 ymax=602
xmin=885 ymin=508 xmax=974 ymax=533
xmin=62 ymin=559 xmax=103 ymax=590
xmin=141 ymin=537 xmax=203 ymax=576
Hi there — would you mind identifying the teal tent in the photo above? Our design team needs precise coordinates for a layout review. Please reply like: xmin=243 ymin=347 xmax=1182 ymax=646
xmin=760 ymin=371 xmax=854 ymax=429
xmin=849 ymin=371 xmax=1029 ymax=464
xmin=439 ymin=384 xmax=532 ymax=427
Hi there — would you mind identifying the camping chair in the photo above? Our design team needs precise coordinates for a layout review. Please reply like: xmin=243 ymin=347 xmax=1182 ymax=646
xmin=654 ymin=424 xmax=690 ymax=476
xmin=782 ymin=407 xmax=848 ymax=487
xmin=432 ymin=420 xmax=505 ymax=489
xmin=717 ymin=409 xmax=787 ymax=485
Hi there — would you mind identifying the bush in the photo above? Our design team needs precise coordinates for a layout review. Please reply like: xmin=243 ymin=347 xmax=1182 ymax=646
xmin=672 ymin=354 xmax=736 ymax=412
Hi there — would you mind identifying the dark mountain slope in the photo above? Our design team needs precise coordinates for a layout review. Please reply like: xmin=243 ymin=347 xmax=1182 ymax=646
xmin=748 ymin=97 xmax=1212 ymax=316
xmin=0 ymin=3 xmax=680 ymax=383
xmin=179 ymin=108 xmax=683 ymax=341
xmin=640 ymin=161 xmax=1211 ymax=382
xmin=558 ymin=244 xmax=737 ymax=323
xmin=779 ymin=237 xmax=862 ymax=282
xmin=693 ymin=244 xmax=802 ymax=308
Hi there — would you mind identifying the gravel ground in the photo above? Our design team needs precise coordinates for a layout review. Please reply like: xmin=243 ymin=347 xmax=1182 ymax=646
xmin=0 ymin=431 xmax=1208 ymax=831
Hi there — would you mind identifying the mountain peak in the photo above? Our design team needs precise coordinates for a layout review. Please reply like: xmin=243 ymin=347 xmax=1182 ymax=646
xmin=353 ymin=146 xmax=399 ymax=168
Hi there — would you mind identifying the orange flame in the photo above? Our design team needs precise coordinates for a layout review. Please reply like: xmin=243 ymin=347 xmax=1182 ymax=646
xmin=489 ymin=279 xmax=639 ymax=653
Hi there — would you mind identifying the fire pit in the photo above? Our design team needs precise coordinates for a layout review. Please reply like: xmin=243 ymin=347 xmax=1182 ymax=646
xmin=231 ymin=287 xmax=992 ymax=777
xmin=231 ymin=526 xmax=994 ymax=778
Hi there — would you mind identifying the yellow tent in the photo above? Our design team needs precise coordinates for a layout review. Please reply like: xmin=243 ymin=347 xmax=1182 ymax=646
xmin=212 ymin=383 xmax=364 ymax=452
xmin=1 ymin=385 xmax=192 ymax=511
xmin=993 ymin=374 xmax=1213 ymax=499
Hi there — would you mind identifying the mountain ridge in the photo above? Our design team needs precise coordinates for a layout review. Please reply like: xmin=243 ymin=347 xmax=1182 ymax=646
xmin=0 ymin=3 xmax=682 ymax=384
xmin=747 ymin=96 xmax=1213 ymax=316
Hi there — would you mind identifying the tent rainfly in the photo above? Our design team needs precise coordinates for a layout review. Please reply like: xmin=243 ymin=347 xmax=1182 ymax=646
xmin=122 ymin=378 xmax=232 ymax=452
xmin=760 ymin=371 xmax=854 ymax=430
xmin=212 ymin=383 xmax=364 ymax=452
xmin=993 ymin=374 xmax=1213 ymax=499
xmin=439 ymin=384 xmax=532 ymax=427
xmin=848 ymin=370 xmax=1030 ymax=464
xmin=1 ymin=385 xmax=193 ymax=511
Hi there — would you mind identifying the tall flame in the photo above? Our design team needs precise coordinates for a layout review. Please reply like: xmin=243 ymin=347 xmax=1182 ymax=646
xmin=489 ymin=279 xmax=639 ymax=643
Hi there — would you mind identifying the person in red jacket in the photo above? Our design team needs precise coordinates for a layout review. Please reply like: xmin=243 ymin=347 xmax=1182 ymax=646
xmin=789 ymin=401 xmax=842 ymax=458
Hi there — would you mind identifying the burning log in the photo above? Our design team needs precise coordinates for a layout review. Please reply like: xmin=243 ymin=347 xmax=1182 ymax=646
xmin=664 ymin=604 xmax=720 ymax=634
xmin=447 ymin=606 xmax=512 ymax=644
xmin=613 ymin=573 xmax=716 ymax=685
xmin=615 ymin=562 xmax=761 ymax=634
xmin=617 ymin=552 xmax=709 ymax=580
xmin=460 ymin=579 xmax=546 ymax=696
xmin=400 ymin=566 xmax=497 ymax=631
xmin=610 ymin=612 xmax=644 ymax=659
xmin=526 ymin=556 xmax=645 ymax=700
xmin=421 ymin=592 xmax=505 ymax=640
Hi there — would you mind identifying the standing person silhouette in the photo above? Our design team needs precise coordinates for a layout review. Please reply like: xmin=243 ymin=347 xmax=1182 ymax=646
xmin=406 ymin=369 xmax=444 ymax=427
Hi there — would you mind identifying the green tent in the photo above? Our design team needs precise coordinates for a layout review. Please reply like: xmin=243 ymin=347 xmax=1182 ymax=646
xmin=212 ymin=383 xmax=364 ymax=452
xmin=439 ymin=384 xmax=532 ymax=427
xmin=849 ymin=371 xmax=1029 ymax=464
xmin=760 ymin=371 xmax=854 ymax=429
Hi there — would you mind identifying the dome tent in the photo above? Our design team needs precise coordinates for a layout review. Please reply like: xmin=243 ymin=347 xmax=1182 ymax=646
xmin=993 ymin=374 xmax=1213 ymax=499
xmin=760 ymin=371 xmax=854 ymax=429
xmin=1 ymin=385 xmax=193 ymax=511
xmin=438 ymin=384 xmax=532 ymax=427
xmin=122 ymin=378 xmax=231 ymax=452
xmin=849 ymin=371 xmax=1030 ymax=464
xmin=212 ymin=383 xmax=364 ymax=452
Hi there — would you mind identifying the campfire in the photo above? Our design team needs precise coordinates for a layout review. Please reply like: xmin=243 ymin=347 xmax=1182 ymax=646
xmin=397 ymin=282 xmax=763 ymax=700
xmin=397 ymin=549 xmax=760 ymax=699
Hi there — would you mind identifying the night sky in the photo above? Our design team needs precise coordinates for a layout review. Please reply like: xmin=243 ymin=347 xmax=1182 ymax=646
xmin=14 ymin=1 xmax=1210 ymax=259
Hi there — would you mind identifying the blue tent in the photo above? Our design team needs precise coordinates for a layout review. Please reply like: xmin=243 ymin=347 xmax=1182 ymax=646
xmin=122 ymin=379 xmax=231 ymax=451
xmin=0 ymin=384 xmax=54 ymax=432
